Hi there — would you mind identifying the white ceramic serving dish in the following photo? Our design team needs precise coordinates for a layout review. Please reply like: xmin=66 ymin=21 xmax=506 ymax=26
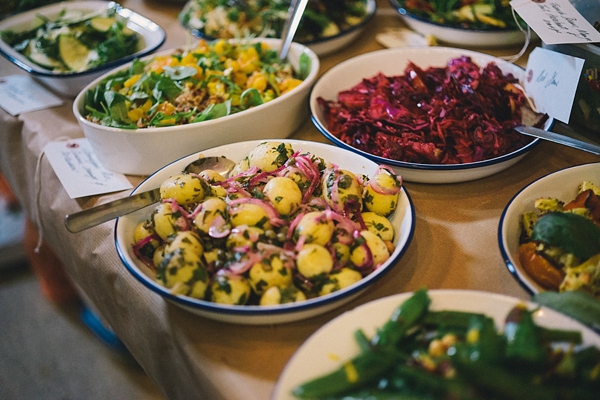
xmin=498 ymin=163 xmax=600 ymax=295
xmin=0 ymin=1 xmax=166 ymax=98
xmin=310 ymin=46 xmax=553 ymax=184
xmin=389 ymin=0 xmax=533 ymax=48
xmin=181 ymin=0 xmax=376 ymax=57
xmin=273 ymin=289 xmax=600 ymax=399
xmin=115 ymin=139 xmax=415 ymax=325
xmin=73 ymin=38 xmax=320 ymax=176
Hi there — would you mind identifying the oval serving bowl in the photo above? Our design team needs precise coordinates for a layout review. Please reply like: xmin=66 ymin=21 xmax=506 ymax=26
xmin=498 ymin=163 xmax=600 ymax=295
xmin=389 ymin=0 xmax=533 ymax=48
xmin=180 ymin=0 xmax=376 ymax=57
xmin=73 ymin=38 xmax=320 ymax=176
xmin=115 ymin=139 xmax=415 ymax=325
xmin=0 ymin=0 xmax=166 ymax=98
xmin=273 ymin=289 xmax=600 ymax=399
xmin=310 ymin=46 xmax=552 ymax=184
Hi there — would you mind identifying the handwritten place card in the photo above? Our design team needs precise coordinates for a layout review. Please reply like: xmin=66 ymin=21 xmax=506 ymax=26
xmin=0 ymin=75 xmax=63 ymax=115
xmin=510 ymin=0 xmax=600 ymax=45
xmin=44 ymin=138 xmax=133 ymax=199
xmin=524 ymin=47 xmax=585 ymax=123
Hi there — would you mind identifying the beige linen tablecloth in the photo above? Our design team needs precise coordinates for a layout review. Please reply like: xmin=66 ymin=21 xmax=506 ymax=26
xmin=0 ymin=1 xmax=597 ymax=399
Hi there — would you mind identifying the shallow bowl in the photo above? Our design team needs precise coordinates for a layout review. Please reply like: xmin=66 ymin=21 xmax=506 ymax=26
xmin=498 ymin=163 xmax=600 ymax=295
xmin=310 ymin=46 xmax=552 ymax=184
xmin=114 ymin=139 xmax=415 ymax=325
xmin=0 ymin=0 xmax=166 ymax=98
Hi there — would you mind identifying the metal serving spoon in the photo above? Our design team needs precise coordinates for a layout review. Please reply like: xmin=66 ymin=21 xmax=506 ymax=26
xmin=278 ymin=0 xmax=309 ymax=60
xmin=64 ymin=156 xmax=236 ymax=233
xmin=515 ymin=125 xmax=600 ymax=156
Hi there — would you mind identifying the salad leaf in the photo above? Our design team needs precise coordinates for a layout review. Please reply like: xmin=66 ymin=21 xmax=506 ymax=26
xmin=533 ymin=291 xmax=600 ymax=331
xmin=531 ymin=212 xmax=600 ymax=260
xmin=104 ymin=91 xmax=132 ymax=125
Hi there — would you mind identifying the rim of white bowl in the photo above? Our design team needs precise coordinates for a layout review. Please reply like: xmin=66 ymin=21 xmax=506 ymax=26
xmin=497 ymin=162 xmax=600 ymax=295
xmin=73 ymin=38 xmax=320 ymax=133
xmin=0 ymin=1 xmax=166 ymax=78
xmin=114 ymin=141 xmax=416 ymax=316
xmin=184 ymin=0 xmax=377 ymax=47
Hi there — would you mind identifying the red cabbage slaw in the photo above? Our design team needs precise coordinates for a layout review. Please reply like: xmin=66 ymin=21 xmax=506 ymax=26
xmin=317 ymin=56 xmax=533 ymax=165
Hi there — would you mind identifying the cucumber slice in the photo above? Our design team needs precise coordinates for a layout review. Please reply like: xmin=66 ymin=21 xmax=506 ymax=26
xmin=89 ymin=17 xmax=116 ymax=32
xmin=58 ymin=34 xmax=90 ymax=71
xmin=26 ymin=40 xmax=63 ymax=70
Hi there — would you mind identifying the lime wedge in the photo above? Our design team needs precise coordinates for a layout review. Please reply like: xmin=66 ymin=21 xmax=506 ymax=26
xmin=58 ymin=34 xmax=90 ymax=71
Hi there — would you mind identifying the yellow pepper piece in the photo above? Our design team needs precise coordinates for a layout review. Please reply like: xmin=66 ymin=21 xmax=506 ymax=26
xmin=248 ymin=73 xmax=267 ymax=92
xmin=124 ymin=74 xmax=141 ymax=88
xmin=279 ymin=78 xmax=302 ymax=95
xmin=214 ymin=39 xmax=227 ymax=54
xmin=127 ymin=107 xmax=144 ymax=122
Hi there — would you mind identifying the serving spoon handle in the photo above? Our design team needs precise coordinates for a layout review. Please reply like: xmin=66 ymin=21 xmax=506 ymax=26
xmin=278 ymin=0 xmax=309 ymax=60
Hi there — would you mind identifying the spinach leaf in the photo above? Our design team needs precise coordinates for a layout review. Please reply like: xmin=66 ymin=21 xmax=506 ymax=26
xmin=298 ymin=53 xmax=311 ymax=80
xmin=533 ymin=291 xmax=600 ymax=331
xmin=162 ymin=66 xmax=198 ymax=81
xmin=193 ymin=100 xmax=231 ymax=123
xmin=240 ymin=88 xmax=263 ymax=109
xmin=104 ymin=91 xmax=132 ymax=125
xmin=531 ymin=212 xmax=600 ymax=260
xmin=152 ymin=76 xmax=182 ymax=102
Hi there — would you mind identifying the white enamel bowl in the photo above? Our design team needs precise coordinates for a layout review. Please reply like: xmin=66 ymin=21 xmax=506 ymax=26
xmin=498 ymin=163 xmax=600 ymax=295
xmin=182 ymin=0 xmax=376 ymax=57
xmin=274 ymin=289 xmax=600 ymax=399
xmin=115 ymin=139 xmax=415 ymax=325
xmin=73 ymin=38 xmax=319 ymax=176
xmin=0 ymin=1 xmax=166 ymax=98
xmin=389 ymin=0 xmax=534 ymax=48
xmin=310 ymin=46 xmax=552 ymax=184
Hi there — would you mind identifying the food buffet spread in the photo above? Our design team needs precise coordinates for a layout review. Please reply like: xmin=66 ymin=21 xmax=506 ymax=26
xmin=1 ymin=0 xmax=599 ymax=399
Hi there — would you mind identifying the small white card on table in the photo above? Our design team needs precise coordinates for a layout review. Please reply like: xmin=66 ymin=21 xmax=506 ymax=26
xmin=44 ymin=138 xmax=133 ymax=199
xmin=524 ymin=47 xmax=585 ymax=124
xmin=0 ymin=75 xmax=63 ymax=115
xmin=510 ymin=0 xmax=600 ymax=45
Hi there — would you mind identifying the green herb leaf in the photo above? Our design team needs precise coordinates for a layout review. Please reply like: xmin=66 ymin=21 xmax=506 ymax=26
xmin=531 ymin=212 xmax=600 ymax=259
xmin=533 ymin=291 xmax=600 ymax=330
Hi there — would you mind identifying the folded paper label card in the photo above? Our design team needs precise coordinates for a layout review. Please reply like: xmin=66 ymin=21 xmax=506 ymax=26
xmin=524 ymin=47 xmax=585 ymax=124
xmin=44 ymin=138 xmax=133 ymax=199
xmin=0 ymin=75 xmax=63 ymax=115
xmin=510 ymin=0 xmax=600 ymax=45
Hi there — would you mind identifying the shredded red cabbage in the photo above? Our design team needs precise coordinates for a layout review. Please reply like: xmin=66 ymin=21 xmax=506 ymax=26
xmin=318 ymin=56 xmax=533 ymax=164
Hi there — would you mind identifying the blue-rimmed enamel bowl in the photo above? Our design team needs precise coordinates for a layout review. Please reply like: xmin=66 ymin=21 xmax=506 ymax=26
xmin=180 ymin=0 xmax=376 ymax=57
xmin=310 ymin=46 xmax=552 ymax=184
xmin=115 ymin=139 xmax=415 ymax=325
xmin=389 ymin=0 xmax=534 ymax=48
xmin=498 ymin=163 xmax=600 ymax=295
xmin=0 ymin=0 xmax=166 ymax=97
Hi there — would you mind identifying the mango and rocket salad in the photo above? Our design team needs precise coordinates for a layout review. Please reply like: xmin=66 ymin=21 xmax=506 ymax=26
xmin=519 ymin=181 xmax=600 ymax=298
xmin=131 ymin=142 xmax=403 ymax=306
xmin=81 ymin=39 xmax=310 ymax=129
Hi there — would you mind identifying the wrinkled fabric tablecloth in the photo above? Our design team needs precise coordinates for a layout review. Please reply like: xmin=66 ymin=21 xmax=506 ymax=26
xmin=1 ymin=1 xmax=597 ymax=399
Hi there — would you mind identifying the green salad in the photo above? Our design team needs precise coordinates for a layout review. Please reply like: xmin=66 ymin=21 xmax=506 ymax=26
xmin=397 ymin=0 xmax=523 ymax=30
xmin=1 ymin=6 xmax=139 ymax=72
xmin=292 ymin=289 xmax=600 ymax=399
xmin=179 ymin=0 xmax=369 ymax=42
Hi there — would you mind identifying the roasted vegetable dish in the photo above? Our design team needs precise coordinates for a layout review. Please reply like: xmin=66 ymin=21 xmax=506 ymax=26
xmin=318 ymin=56 xmax=533 ymax=165
xmin=292 ymin=288 xmax=600 ymax=399
xmin=179 ymin=0 xmax=370 ymax=42
xmin=132 ymin=141 xmax=403 ymax=306
xmin=395 ymin=0 xmax=522 ymax=30
xmin=1 ymin=6 xmax=139 ymax=72
xmin=518 ymin=181 xmax=600 ymax=298
xmin=82 ymin=39 xmax=310 ymax=129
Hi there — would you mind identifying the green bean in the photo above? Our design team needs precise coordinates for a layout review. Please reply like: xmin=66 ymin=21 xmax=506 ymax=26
xmin=422 ymin=310 xmax=487 ymax=330
xmin=505 ymin=307 xmax=546 ymax=365
xmin=371 ymin=288 xmax=430 ymax=349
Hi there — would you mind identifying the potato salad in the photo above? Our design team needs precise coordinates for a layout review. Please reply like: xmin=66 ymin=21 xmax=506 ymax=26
xmin=519 ymin=181 xmax=600 ymax=298
xmin=132 ymin=142 xmax=403 ymax=306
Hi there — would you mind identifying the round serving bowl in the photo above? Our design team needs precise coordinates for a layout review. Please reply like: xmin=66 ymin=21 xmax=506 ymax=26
xmin=180 ymin=0 xmax=376 ymax=57
xmin=0 ymin=1 xmax=166 ymax=98
xmin=115 ymin=139 xmax=415 ymax=325
xmin=73 ymin=38 xmax=319 ymax=176
xmin=389 ymin=0 xmax=533 ymax=48
xmin=274 ymin=289 xmax=600 ymax=399
xmin=498 ymin=163 xmax=600 ymax=295
xmin=310 ymin=46 xmax=552 ymax=184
